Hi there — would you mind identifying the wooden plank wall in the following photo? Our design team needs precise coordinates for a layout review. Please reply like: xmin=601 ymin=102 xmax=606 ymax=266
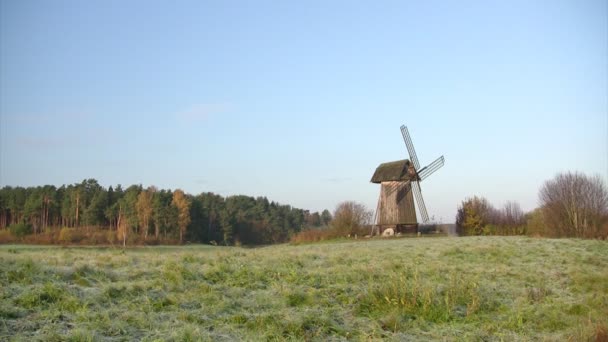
xmin=379 ymin=181 xmax=417 ymax=225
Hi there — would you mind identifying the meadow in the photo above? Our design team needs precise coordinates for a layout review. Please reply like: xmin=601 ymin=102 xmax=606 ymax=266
xmin=1 ymin=236 xmax=607 ymax=341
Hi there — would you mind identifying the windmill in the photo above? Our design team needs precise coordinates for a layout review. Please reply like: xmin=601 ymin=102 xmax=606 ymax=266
xmin=370 ymin=125 xmax=444 ymax=235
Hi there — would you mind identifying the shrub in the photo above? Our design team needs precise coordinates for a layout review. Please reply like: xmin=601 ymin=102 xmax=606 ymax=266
xmin=88 ymin=230 xmax=110 ymax=245
xmin=290 ymin=229 xmax=337 ymax=244
xmin=0 ymin=230 xmax=15 ymax=243
xmin=58 ymin=227 xmax=73 ymax=244
xmin=8 ymin=223 xmax=32 ymax=238
xmin=106 ymin=230 xmax=116 ymax=245
xmin=22 ymin=231 xmax=55 ymax=244
xmin=418 ymin=224 xmax=441 ymax=234
xmin=482 ymin=224 xmax=498 ymax=236
xmin=58 ymin=227 xmax=86 ymax=244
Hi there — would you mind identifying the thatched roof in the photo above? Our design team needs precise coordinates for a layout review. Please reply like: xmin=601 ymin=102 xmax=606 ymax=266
xmin=370 ymin=159 xmax=412 ymax=183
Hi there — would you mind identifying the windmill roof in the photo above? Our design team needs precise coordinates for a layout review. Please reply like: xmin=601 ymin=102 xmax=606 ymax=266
xmin=370 ymin=159 xmax=412 ymax=183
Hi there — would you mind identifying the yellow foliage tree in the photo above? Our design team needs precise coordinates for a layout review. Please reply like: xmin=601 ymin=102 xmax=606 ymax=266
xmin=456 ymin=196 xmax=494 ymax=235
xmin=117 ymin=204 xmax=128 ymax=247
xmin=172 ymin=189 xmax=191 ymax=244
xmin=136 ymin=188 xmax=154 ymax=241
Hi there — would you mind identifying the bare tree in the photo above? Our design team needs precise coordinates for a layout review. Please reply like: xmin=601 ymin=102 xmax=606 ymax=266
xmin=539 ymin=172 xmax=608 ymax=238
xmin=502 ymin=201 xmax=523 ymax=224
xmin=501 ymin=201 xmax=525 ymax=235
xmin=332 ymin=201 xmax=372 ymax=236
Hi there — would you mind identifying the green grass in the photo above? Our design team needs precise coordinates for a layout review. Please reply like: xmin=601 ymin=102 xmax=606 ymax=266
xmin=1 ymin=237 xmax=607 ymax=341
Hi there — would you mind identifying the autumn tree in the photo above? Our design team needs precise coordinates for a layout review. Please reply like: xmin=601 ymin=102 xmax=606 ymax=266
xmin=117 ymin=204 xmax=128 ymax=247
xmin=0 ymin=180 xmax=319 ymax=245
xmin=539 ymin=172 xmax=608 ymax=238
xmin=136 ymin=187 xmax=154 ymax=240
xmin=331 ymin=201 xmax=372 ymax=235
xmin=172 ymin=189 xmax=191 ymax=244
xmin=455 ymin=196 xmax=495 ymax=235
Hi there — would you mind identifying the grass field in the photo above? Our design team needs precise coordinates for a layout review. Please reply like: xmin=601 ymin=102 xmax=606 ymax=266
xmin=1 ymin=236 xmax=607 ymax=341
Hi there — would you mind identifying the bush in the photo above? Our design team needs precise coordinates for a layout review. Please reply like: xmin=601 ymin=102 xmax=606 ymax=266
xmin=8 ymin=223 xmax=32 ymax=238
xmin=88 ymin=230 xmax=109 ymax=245
xmin=418 ymin=224 xmax=441 ymax=234
xmin=290 ymin=229 xmax=337 ymax=244
xmin=0 ymin=230 xmax=15 ymax=243
xmin=106 ymin=230 xmax=117 ymax=245
xmin=58 ymin=227 xmax=86 ymax=244
xmin=22 ymin=231 xmax=55 ymax=245
xmin=58 ymin=227 xmax=73 ymax=244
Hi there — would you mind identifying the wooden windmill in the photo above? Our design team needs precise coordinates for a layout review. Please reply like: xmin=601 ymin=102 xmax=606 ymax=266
xmin=370 ymin=125 xmax=444 ymax=235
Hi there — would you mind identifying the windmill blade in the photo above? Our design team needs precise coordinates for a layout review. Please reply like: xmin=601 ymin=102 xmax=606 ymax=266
xmin=411 ymin=181 xmax=429 ymax=223
xmin=418 ymin=155 xmax=445 ymax=181
xmin=400 ymin=125 xmax=420 ymax=170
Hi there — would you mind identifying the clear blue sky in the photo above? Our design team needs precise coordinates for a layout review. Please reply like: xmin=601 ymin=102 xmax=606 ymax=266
xmin=1 ymin=0 xmax=606 ymax=222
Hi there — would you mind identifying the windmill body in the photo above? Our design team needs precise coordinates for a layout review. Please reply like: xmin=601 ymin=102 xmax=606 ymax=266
xmin=370 ymin=126 xmax=445 ymax=235
xmin=370 ymin=159 xmax=418 ymax=231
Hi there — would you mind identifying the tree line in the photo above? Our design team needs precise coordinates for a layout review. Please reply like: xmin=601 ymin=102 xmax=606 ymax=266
xmin=0 ymin=179 xmax=332 ymax=245
xmin=456 ymin=172 xmax=608 ymax=239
